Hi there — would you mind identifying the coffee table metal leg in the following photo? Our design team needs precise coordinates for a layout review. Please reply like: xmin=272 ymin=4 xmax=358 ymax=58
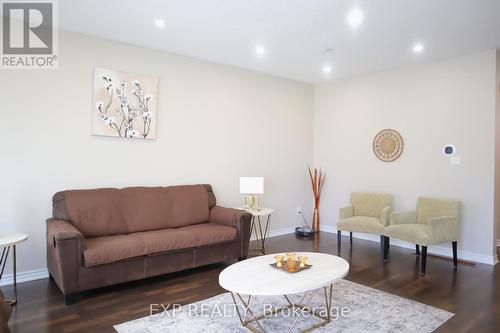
xmin=287 ymin=289 xmax=317 ymax=333
xmin=231 ymin=286 xmax=334 ymax=333
xmin=323 ymin=284 xmax=333 ymax=323
xmin=235 ymin=293 xmax=267 ymax=333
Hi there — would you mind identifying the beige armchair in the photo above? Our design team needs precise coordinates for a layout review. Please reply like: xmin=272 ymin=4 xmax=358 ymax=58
xmin=337 ymin=193 xmax=392 ymax=256
xmin=384 ymin=197 xmax=460 ymax=274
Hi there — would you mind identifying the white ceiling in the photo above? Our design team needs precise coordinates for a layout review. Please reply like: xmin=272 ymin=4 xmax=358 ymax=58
xmin=59 ymin=0 xmax=500 ymax=83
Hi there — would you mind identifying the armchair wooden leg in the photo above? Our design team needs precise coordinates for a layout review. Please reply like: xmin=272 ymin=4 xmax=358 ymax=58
xmin=452 ymin=241 xmax=458 ymax=268
xmin=379 ymin=235 xmax=384 ymax=261
xmin=350 ymin=232 xmax=353 ymax=245
xmin=383 ymin=236 xmax=390 ymax=261
xmin=421 ymin=246 xmax=427 ymax=275
xmin=337 ymin=231 xmax=341 ymax=255
xmin=416 ymin=244 xmax=420 ymax=255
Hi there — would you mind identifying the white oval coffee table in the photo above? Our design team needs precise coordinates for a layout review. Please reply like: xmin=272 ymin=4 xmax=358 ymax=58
xmin=219 ymin=252 xmax=349 ymax=333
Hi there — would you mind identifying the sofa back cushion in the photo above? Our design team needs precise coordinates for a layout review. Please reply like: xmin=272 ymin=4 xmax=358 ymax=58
xmin=64 ymin=188 xmax=128 ymax=238
xmin=351 ymin=192 xmax=392 ymax=218
xmin=416 ymin=197 xmax=460 ymax=224
xmin=53 ymin=185 xmax=215 ymax=237
xmin=124 ymin=185 xmax=211 ymax=233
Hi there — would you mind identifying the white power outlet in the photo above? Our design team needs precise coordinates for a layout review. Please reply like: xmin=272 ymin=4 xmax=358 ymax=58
xmin=296 ymin=207 xmax=302 ymax=215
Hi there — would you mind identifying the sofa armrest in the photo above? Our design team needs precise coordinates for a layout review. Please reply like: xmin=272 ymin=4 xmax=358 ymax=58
xmin=339 ymin=206 xmax=353 ymax=220
xmin=210 ymin=206 xmax=252 ymax=258
xmin=47 ymin=218 xmax=84 ymax=246
xmin=390 ymin=211 xmax=417 ymax=225
xmin=427 ymin=216 xmax=459 ymax=243
xmin=46 ymin=219 xmax=84 ymax=295
xmin=210 ymin=206 xmax=251 ymax=230
xmin=380 ymin=206 xmax=391 ymax=226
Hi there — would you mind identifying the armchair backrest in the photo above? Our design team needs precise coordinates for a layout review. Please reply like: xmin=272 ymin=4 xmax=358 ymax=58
xmin=350 ymin=193 xmax=392 ymax=218
xmin=416 ymin=197 xmax=460 ymax=224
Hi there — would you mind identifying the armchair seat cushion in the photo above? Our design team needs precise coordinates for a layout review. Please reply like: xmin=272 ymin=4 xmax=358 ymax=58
xmin=337 ymin=216 xmax=385 ymax=235
xmin=83 ymin=224 xmax=237 ymax=267
xmin=384 ymin=224 xmax=432 ymax=245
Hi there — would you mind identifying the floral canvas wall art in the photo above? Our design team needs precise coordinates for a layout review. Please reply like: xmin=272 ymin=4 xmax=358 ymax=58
xmin=92 ymin=67 xmax=158 ymax=139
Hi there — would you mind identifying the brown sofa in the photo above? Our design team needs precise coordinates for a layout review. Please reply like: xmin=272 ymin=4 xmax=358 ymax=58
xmin=46 ymin=184 xmax=252 ymax=304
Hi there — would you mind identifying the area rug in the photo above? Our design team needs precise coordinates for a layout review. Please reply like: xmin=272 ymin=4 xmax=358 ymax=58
xmin=114 ymin=279 xmax=453 ymax=333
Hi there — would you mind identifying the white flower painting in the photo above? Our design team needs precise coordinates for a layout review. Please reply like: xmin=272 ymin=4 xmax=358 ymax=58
xmin=92 ymin=67 xmax=158 ymax=139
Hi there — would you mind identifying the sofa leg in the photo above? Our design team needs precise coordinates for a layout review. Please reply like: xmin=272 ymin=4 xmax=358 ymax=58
xmin=415 ymin=244 xmax=420 ymax=255
xmin=349 ymin=232 xmax=353 ymax=245
xmin=337 ymin=231 xmax=341 ymax=256
xmin=421 ymin=246 xmax=427 ymax=275
xmin=64 ymin=293 xmax=80 ymax=306
xmin=452 ymin=241 xmax=458 ymax=268
xmin=383 ymin=236 xmax=390 ymax=261
xmin=238 ymin=256 xmax=247 ymax=262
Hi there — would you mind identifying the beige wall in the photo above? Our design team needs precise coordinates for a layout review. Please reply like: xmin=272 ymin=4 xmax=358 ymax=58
xmin=0 ymin=31 xmax=314 ymax=276
xmin=314 ymin=51 xmax=498 ymax=263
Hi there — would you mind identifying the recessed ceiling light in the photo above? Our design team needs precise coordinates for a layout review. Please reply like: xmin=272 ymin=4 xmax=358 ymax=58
xmin=155 ymin=19 xmax=165 ymax=28
xmin=347 ymin=7 xmax=364 ymax=29
xmin=412 ymin=42 xmax=425 ymax=54
xmin=322 ymin=65 xmax=332 ymax=74
xmin=255 ymin=45 xmax=265 ymax=57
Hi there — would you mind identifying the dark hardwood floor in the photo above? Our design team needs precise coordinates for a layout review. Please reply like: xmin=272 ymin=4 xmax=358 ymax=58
xmin=4 ymin=232 xmax=500 ymax=333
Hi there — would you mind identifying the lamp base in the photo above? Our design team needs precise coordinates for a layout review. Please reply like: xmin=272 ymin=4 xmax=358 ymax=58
xmin=243 ymin=195 xmax=260 ymax=211
xmin=243 ymin=205 xmax=261 ymax=212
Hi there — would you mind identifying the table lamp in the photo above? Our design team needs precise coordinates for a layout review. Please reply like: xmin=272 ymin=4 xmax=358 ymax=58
xmin=239 ymin=177 xmax=264 ymax=211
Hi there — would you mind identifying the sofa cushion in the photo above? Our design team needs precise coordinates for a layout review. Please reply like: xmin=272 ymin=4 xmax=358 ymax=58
xmin=83 ymin=224 xmax=237 ymax=267
xmin=62 ymin=185 xmax=212 ymax=237
xmin=181 ymin=223 xmax=238 ymax=247
xmin=134 ymin=224 xmax=237 ymax=255
xmin=65 ymin=188 xmax=128 ymax=238
xmin=124 ymin=185 xmax=210 ymax=233
xmin=83 ymin=234 xmax=147 ymax=267
xmin=384 ymin=224 xmax=432 ymax=245
xmin=337 ymin=216 xmax=385 ymax=235
xmin=351 ymin=193 xmax=392 ymax=218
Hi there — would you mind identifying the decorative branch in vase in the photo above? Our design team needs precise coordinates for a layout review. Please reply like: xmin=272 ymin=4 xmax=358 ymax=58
xmin=308 ymin=167 xmax=326 ymax=233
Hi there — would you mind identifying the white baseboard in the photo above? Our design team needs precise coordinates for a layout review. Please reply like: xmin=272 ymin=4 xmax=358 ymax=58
xmin=321 ymin=225 xmax=497 ymax=266
xmin=250 ymin=227 xmax=295 ymax=241
xmin=0 ymin=268 xmax=49 ymax=287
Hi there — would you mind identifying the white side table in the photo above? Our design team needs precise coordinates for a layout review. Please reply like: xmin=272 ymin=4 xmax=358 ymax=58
xmin=237 ymin=208 xmax=274 ymax=254
xmin=0 ymin=232 xmax=28 ymax=305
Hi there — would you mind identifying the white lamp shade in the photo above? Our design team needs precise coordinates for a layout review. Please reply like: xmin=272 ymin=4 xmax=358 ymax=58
xmin=240 ymin=177 xmax=264 ymax=194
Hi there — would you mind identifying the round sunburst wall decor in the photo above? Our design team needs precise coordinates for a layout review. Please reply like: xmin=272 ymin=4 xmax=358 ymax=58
xmin=373 ymin=129 xmax=404 ymax=162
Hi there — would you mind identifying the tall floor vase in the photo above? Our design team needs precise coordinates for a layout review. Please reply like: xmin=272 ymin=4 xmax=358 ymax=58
xmin=312 ymin=208 xmax=320 ymax=232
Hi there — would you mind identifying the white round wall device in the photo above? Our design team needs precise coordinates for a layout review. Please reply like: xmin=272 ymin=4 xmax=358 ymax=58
xmin=442 ymin=144 xmax=456 ymax=156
